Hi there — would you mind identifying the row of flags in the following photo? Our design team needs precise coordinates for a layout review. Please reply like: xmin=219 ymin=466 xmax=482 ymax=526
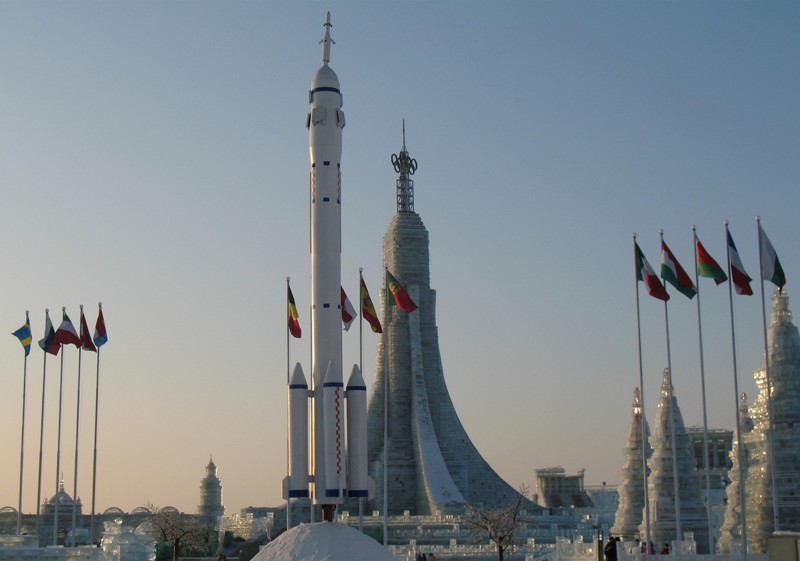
xmin=12 ymin=305 xmax=108 ymax=357
xmin=287 ymin=269 xmax=418 ymax=338
xmin=635 ymin=221 xmax=787 ymax=301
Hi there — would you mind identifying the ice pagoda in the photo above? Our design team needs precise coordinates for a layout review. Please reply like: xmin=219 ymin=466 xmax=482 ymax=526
xmin=718 ymin=393 xmax=753 ymax=554
xmin=720 ymin=289 xmax=800 ymax=553
xmin=639 ymin=369 xmax=708 ymax=553
xmin=611 ymin=387 xmax=652 ymax=541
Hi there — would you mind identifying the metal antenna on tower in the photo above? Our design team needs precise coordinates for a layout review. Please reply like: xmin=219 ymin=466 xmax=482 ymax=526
xmin=391 ymin=119 xmax=417 ymax=213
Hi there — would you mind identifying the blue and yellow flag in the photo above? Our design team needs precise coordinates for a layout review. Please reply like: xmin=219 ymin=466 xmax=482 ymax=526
xmin=12 ymin=313 xmax=32 ymax=357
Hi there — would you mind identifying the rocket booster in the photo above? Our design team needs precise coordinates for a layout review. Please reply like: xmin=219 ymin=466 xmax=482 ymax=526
xmin=308 ymin=11 xmax=345 ymax=505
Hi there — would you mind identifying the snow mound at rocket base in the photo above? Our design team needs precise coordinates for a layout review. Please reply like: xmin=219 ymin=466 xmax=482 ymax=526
xmin=251 ymin=522 xmax=396 ymax=561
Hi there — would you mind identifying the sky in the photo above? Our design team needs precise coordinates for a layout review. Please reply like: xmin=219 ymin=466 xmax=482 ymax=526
xmin=1 ymin=1 xmax=798 ymax=518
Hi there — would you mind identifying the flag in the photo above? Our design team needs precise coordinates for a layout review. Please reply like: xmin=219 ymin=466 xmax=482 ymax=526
xmin=660 ymin=240 xmax=696 ymax=299
xmin=635 ymin=242 xmax=669 ymax=301
xmin=341 ymin=286 xmax=356 ymax=331
xmin=386 ymin=270 xmax=418 ymax=312
xmin=759 ymin=223 xmax=786 ymax=289
xmin=12 ymin=313 xmax=32 ymax=357
xmin=38 ymin=312 xmax=61 ymax=356
xmin=360 ymin=277 xmax=382 ymax=333
xmin=56 ymin=310 xmax=81 ymax=347
xmin=80 ymin=308 xmax=97 ymax=352
xmin=94 ymin=305 xmax=108 ymax=347
xmin=727 ymin=230 xmax=753 ymax=296
xmin=288 ymin=284 xmax=301 ymax=338
xmin=696 ymin=237 xmax=727 ymax=285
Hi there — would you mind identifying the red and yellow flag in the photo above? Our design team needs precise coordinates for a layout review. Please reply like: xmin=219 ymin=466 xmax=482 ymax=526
xmin=288 ymin=284 xmax=301 ymax=338
xmin=360 ymin=277 xmax=382 ymax=333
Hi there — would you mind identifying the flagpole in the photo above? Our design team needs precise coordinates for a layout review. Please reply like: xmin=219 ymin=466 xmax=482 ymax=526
xmin=659 ymin=230 xmax=682 ymax=547
xmin=17 ymin=311 xmax=30 ymax=535
xmin=755 ymin=216 xmax=779 ymax=531
xmin=36 ymin=310 xmax=50 ymax=535
xmin=382 ymin=265 xmax=389 ymax=546
xmin=71 ymin=306 xmax=85 ymax=546
xmin=632 ymin=234 xmax=652 ymax=558
xmin=90 ymin=341 xmax=100 ymax=542
xmin=724 ymin=220 xmax=748 ymax=560
xmin=54 ymin=330 xmax=66 ymax=546
xmin=691 ymin=226 xmax=714 ymax=553
xmin=90 ymin=303 xmax=103 ymax=543
xmin=286 ymin=278 xmax=292 ymax=531
xmin=308 ymin=290 xmax=315 ymax=524
xmin=358 ymin=267 xmax=364 ymax=532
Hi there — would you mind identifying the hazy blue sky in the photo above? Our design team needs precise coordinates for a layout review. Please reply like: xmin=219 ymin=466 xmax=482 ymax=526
xmin=1 ymin=1 xmax=798 ymax=516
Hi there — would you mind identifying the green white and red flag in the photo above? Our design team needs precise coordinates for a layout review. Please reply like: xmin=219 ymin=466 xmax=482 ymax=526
xmin=660 ymin=240 xmax=696 ymax=299
xmin=635 ymin=242 xmax=669 ymax=301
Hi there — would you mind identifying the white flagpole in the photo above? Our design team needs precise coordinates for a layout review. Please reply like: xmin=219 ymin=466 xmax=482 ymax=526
xmin=71 ymin=306 xmax=85 ymax=546
xmin=17 ymin=311 xmax=30 ymax=535
xmin=755 ymin=216 xmax=779 ymax=531
xmin=659 ymin=231 xmax=682 ymax=546
xmin=691 ymin=226 xmax=714 ymax=553
xmin=35 ymin=310 xmax=50 ymax=535
xmin=286 ymin=279 xmax=291 ymax=530
xmin=632 ymin=234 xmax=652 ymax=558
xmin=90 ymin=303 xmax=104 ymax=543
xmin=724 ymin=220 xmax=748 ymax=560
xmin=358 ymin=268 xmax=364 ymax=532
xmin=383 ymin=265 xmax=389 ymax=546
xmin=54 ymin=322 xmax=66 ymax=546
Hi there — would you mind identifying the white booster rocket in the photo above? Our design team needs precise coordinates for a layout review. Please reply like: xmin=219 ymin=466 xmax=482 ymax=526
xmin=283 ymin=12 xmax=373 ymax=519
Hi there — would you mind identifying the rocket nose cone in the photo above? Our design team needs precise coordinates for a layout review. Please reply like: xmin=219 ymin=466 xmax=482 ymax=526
xmin=311 ymin=64 xmax=340 ymax=91
xmin=346 ymin=364 xmax=365 ymax=389
xmin=289 ymin=363 xmax=307 ymax=387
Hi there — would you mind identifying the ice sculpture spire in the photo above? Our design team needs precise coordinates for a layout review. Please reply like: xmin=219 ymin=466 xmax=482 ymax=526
xmin=722 ymin=289 xmax=800 ymax=552
xmin=611 ymin=388 xmax=652 ymax=540
xmin=640 ymin=369 xmax=709 ymax=553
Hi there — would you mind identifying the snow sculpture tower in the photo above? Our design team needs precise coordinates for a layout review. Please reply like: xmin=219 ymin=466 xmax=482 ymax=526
xmin=729 ymin=290 xmax=800 ymax=552
xmin=197 ymin=458 xmax=224 ymax=523
xmin=640 ymin=369 xmax=708 ymax=553
xmin=611 ymin=388 xmax=652 ymax=540
xmin=718 ymin=393 xmax=753 ymax=554
xmin=365 ymin=130 xmax=539 ymax=515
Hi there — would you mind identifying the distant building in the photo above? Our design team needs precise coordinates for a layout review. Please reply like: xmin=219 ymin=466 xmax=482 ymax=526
xmin=535 ymin=467 xmax=593 ymax=509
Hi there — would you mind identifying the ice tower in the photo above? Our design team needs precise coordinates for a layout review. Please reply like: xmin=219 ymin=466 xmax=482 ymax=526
xmin=365 ymin=130 xmax=540 ymax=515
xmin=724 ymin=290 xmax=800 ymax=552
xmin=611 ymin=388 xmax=652 ymax=541
xmin=639 ymin=369 xmax=708 ymax=553
xmin=718 ymin=393 xmax=753 ymax=554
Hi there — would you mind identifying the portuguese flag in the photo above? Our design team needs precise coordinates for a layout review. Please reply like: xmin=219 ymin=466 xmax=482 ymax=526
xmin=386 ymin=270 xmax=417 ymax=313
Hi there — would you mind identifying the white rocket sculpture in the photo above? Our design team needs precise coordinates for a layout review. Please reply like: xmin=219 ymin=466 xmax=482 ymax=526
xmin=283 ymin=12 xmax=373 ymax=522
